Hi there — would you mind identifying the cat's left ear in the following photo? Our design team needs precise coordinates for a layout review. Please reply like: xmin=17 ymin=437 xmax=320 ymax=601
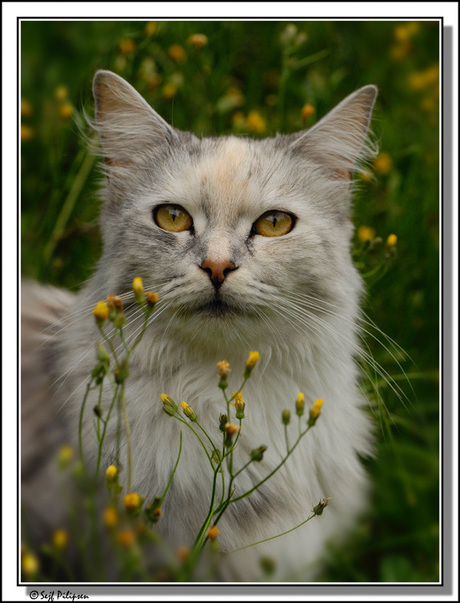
xmin=290 ymin=85 xmax=378 ymax=179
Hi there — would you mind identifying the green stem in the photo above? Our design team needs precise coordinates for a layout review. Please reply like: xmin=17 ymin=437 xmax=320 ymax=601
xmin=95 ymin=385 xmax=119 ymax=481
xmin=227 ymin=425 xmax=312 ymax=507
xmin=229 ymin=512 xmax=317 ymax=554
xmin=121 ymin=383 xmax=132 ymax=491
xmin=42 ymin=150 xmax=95 ymax=267
xmin=159 ymin=432 xmax=183 ymax=505
xmin=78 ymin=381 xmax=94 ymax=465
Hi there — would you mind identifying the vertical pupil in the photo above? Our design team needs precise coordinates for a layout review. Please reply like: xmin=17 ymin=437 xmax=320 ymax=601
xmin=272 ymin=215 xmax=278 ymax=228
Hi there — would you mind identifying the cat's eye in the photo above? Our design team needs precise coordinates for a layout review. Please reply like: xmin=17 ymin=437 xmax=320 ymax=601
xmin=253 ymin=211 xmax=295 ymax=237
xmin=153 ymin=204 xmax=193 ymax=233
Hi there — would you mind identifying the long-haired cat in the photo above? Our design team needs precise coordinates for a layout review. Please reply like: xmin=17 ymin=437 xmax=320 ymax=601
xmin=21 ymin=70 xmax=378 ymax=581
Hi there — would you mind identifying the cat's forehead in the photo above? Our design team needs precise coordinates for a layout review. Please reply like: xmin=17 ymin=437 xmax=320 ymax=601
xmin=175 ymin=136 xmax=273 ymax=221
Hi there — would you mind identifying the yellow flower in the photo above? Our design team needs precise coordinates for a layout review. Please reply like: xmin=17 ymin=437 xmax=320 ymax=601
xmin=225 ymin=423 xmax=239 ymax=436
xmin=373 ymin=152 xmax=393 ymax=175
xmin=162 ymin=82 xmax=178 ymax=99
xmin=161 ymin=393 xmax=178 ymax=416
xmin=408 ymin=65 xmax=439 ymax=91
xmin=357 ymin=225 xmax=376 ymax=242
xmin=180 ymin=401 xmax=197 ymax=422
xmin=103 ymin=506 xmax=119 ymax=529
xmin=386 ymin=233 xmax=398 ymax=248
xmin=124 ymin=492 xmax=142 ymax=511
xmin=60 ymin=103 xmax=73 ymax=119
xmin=301 ymin=104 xmax=316 ymax=121
xmin=57 ymin=445 xmax=74 ymax=469
xmin=21 ymin=125 xmax=34 ymax=141
xmin=105 ymin=464 xmax=118 ymax=483
xmin=92 ymin=301 xmax=109 ymax=325
xmin=21 ymin=98 xmax=33 ymax=117
xmin=307 ymin=398 xmax=325 ymax=426
xmin=207 ymin=525 xmax=220 ymax=541
xmin=54 ymin=85 xmax=68 ymax=101
xmin=244 ymin=350 xmax=260 ymax=377
xmin=246 ymin=110 xmax=266 ymax=134
xmin=117 ymin=529 xmax=136 ymax=548
xmin=22 ymin=552 xmax=40 ymax=577
xmin=118 ymin=38 xmax=136 ymax=55
xmin=188 ymin=33 xmax=208 ymax=48
xmin=146 ymin=291 xmax=159 ymax=308
xmin=394 ymin=21 xmax=420 ymax=42
xmin=217 ymin=360 xmax=231 ymax=377
xmin=168 ymin=44 xmax=187 ymax=63
xmin=295 ymin=392 xmax=305 ymax=416
xmin=177 ymin=546 xmax=190 ymax=561
xmin=233 ymin=392 xmax=245 ymax=419
xmin=145 ymin=21 xmax=157 ymax=36
xmin=52 ymin=529 xmax=68 ymax=550
xmin=132 ymin=276 xmax=145 ymax=303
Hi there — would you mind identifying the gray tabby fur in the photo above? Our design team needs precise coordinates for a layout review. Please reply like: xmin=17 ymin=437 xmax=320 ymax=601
xmin=21 ymin=70 xmax=378 ymax=581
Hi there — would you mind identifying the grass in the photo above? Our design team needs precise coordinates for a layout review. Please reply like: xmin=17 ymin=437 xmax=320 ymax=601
xmin=20 ymin=20 xmax=440 ymax=582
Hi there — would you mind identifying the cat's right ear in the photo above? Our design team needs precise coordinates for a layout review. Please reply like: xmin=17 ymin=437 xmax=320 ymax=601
xmin=92 ymin=70 xmax=177 ymax=166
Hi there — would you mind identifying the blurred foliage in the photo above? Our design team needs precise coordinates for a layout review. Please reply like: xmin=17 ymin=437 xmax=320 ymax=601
xmin=21 ymin=20 xmax=440 ymax=582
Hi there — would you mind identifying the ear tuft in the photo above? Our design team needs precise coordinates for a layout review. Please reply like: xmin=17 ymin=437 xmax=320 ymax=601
xmin=290 ymin=85 xmax=378 ymax=178
xmin=92 ymin=70 xmax=177 ymax=166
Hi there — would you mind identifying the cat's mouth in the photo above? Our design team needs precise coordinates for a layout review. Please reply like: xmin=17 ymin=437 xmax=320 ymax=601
xmin=194 ymin=297 xmax=238 ymax=318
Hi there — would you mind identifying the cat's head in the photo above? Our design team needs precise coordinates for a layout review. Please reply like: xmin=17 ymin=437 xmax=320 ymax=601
xmin=91 ymin=70 xmax=377 ymax=353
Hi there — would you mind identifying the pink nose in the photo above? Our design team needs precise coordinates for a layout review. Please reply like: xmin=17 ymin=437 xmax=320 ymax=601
xmin=200 ymin=258 xmax=236 ymax=287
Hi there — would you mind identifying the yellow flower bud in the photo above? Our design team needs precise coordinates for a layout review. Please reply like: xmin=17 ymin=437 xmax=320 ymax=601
xmin=57 ymin=445 xmax=74 ymax=469
xmin=282 ymin=409 xmax=291 ymax=425
xmin=92 ymin=301 xmax=109 ymax=326
xmin=60 ymin=103 xmax=73 ymax=119
xmin=357 ymin=225 xmax=376 ymax=243
xmin=308 ymin=398 xmax=324 ymax=425
xmin=21 ymin=125 xmax=34 ymax=141
xmin=124 ymin=492 xmax=142 ymax=511
xmin=244 ymin=350 xmax=260 ymax=377
xmin=52 ymin=529 xmax=68 ymax=550
xmin=105 ymin=464 xmax=118 ymax=483
xmin=188 ymin=33 xmax=208 ymax=48
xmin=217 ymin=360 xmax=231 ymax=377
xmin=386 ymin=233 xmax=398 ymax=248
xmin=207 ymin=525 xmax=220 ymax=541
xmin=168 ymin=44 xmax=187 ymax=63
xmin=295 ymin=392 xmax=305 ymax=417
xmin=313 ymin=497 xmax=332 ymax=516
xmin=103 ymin=506 xmax=118 ymax=529
xmin=301 ymin=103 xmax=315 ymax=121
xmin=161 ymin=393 xmax=178 ymax=416
xmin=146 ymin=291 xmax=159 ymax=310
xmin=132 ymin=277 xmax=145 ymax=303
xmin=145 ymin=21 xmax=157 ymax=36
xmin=373 ymin=152 xmax=393 ymax=175
xmin=118 ymin=38 xmax=136 ymax=55
xmin=180 ymin=401 xmax=197 ymax=422
xmin=22 ymin=552 xmax=40 ymax=577
xmin=117 ymin=529 xmax=136 ymax=548
xmin=55 ymin=86 xmax=68 ymax=101
xmin=246 ymin=110 xmax=266 ymax=134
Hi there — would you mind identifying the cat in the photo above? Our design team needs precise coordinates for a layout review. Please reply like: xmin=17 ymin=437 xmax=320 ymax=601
xmin=21 ymin=70 xmax=378 ymax=581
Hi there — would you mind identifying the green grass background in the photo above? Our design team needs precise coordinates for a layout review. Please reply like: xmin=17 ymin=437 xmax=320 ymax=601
xmin=21 ymin=20 xmax=440 ymax=582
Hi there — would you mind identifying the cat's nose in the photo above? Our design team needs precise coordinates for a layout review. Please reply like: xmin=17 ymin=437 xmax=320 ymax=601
xmin=200 ymin=258 xmax=237 ymax=288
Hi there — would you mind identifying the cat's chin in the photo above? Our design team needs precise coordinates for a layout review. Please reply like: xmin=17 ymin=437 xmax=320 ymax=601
xmin=194 ymin=297 xmax=240 ymax=318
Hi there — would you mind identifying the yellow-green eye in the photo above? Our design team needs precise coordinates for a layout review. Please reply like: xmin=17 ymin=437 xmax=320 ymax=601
xmin=253 ymin=211 xmax=295 ymax=237
xmin=154 ymin=204 xmax=193 ymax=233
